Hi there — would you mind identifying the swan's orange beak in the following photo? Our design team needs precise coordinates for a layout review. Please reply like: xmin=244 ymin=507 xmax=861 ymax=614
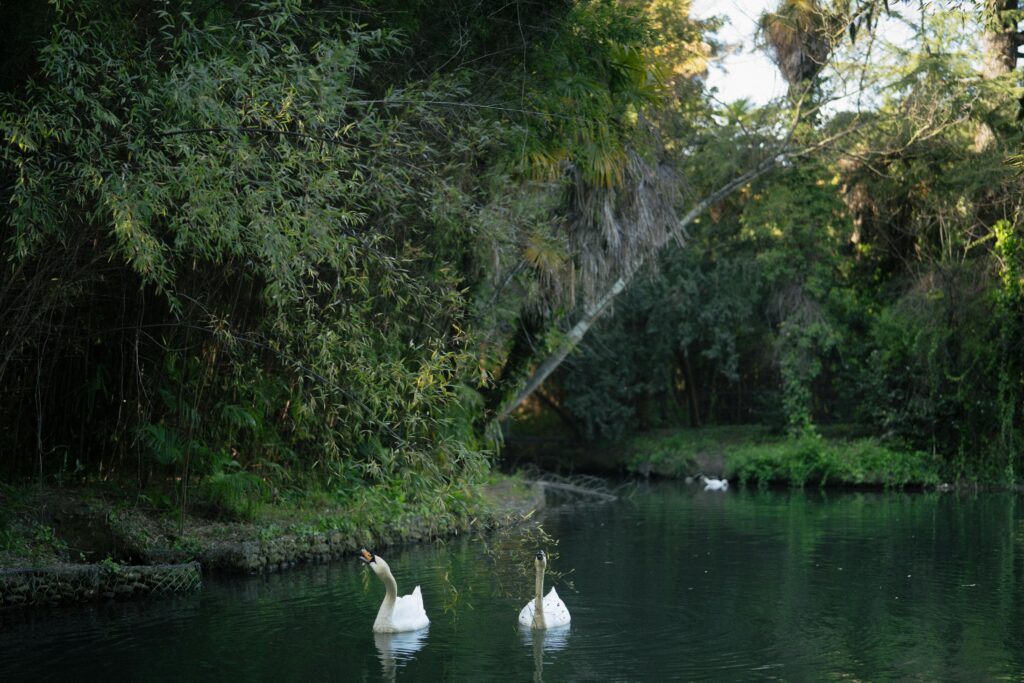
xmin=359 ymin=549 xmax=374 ymax=564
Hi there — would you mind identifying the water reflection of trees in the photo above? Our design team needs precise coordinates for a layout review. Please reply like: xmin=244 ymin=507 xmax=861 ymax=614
xmin=579 ymin=486 xmax=1024 ymax=679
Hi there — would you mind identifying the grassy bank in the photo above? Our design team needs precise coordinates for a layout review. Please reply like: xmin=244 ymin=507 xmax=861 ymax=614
xmin=621 ymin=426 xmax=944 ymax=489
xmin=0 ymin=475 xmax=542 ymax=574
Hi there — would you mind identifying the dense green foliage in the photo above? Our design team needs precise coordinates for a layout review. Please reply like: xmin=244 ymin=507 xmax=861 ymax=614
xmin=556 ymin=159 xmax=856 ymax=440
xmin=0 ymin=0 xmax=708 ymax=517
xmin=724 ymin=436 xmax=941 ymax=489
xmin=2 ymin=0 xmax=1023 ymax=520
xmin=2 ymin=1 xmax=495 ymax=515
xmin=549 ymin=5 xmax=1024 ymax=484
xmin=620 ymin=426 xmax=941 ymax=488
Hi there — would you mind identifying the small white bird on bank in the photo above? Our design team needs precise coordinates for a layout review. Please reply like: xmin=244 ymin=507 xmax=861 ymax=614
xmin=701 ymin=475 xmax=729 ymax=491
xmin=518 ymin=550 xmax=571 ymax=629
xmin=360 ymin=549 xmax=429 ymax=633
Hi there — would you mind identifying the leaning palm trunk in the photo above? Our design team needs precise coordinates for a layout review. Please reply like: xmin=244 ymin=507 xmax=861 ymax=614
xmin=497 ymin=155 xmax=780 ymax=421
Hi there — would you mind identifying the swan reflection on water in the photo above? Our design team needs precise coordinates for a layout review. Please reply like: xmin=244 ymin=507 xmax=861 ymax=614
xmin=374 ymin=628 xmax=428 ymax=681
xmin=518 ymin=624 xmax=570 ymax=651
xmin=520 ymin=625 xmax=570 ymax=683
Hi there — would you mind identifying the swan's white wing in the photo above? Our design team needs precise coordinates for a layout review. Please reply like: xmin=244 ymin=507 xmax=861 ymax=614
xmin=391 ymin=585 xmax=429 ymax=632
xmin=518 ymin=598 xmax=536 ymax=626
xmin=541 ymin=587 xmax=571 ymax=627
xmin=520 ymin=587 xmax=571 ymax=627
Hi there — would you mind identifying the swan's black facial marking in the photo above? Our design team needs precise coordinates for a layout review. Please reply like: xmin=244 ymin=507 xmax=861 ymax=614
xmin=535 ymin=550 xmax=546 ymax=561
xmin=359 ymin=548 xmax=376 ymax=564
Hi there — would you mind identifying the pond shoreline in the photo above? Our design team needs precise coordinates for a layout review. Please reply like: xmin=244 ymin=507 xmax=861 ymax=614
xmin=0 ymin=477 xmax=545 ymax=610
xmin=505 ymin=425 xmax=1008 ymax=491
xmin=0 ymin=562 xmax=202 ymax=608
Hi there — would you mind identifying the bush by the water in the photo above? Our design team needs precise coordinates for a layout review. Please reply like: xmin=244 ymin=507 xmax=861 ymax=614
xmin=725 ymin=435 xmax=941 ymax=489
xmin=622 ymin=427 xmax=941 ymax=488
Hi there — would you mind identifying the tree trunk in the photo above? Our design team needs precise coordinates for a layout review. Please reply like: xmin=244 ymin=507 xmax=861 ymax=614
xmin=535 ymin=387 xmax=585 ymax=441
xmin=480 ymin=309 xmax=547 ymax=421
xmin=982 ymin=0 xmax=1018 ymax=79
xmin=496 ymin=156 xmax=781 ymax=421
xmin=497 ymin=279 xmax=627 ymax=421
xmin=976 ymin=0 xmax=1020 ymax=149
xmin=676 ymin=347 xmax=702 ymax=428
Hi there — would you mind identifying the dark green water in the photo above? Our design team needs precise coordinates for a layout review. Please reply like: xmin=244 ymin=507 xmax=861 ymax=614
xmin=4 ymin=484 xmax=1024 ymax=681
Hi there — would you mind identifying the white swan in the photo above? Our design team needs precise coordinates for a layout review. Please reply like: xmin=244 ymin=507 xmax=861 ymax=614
xmin=518 ymin=550 xmax=570 ymax=629
xmin=360 ymin=549 xmax=429 ymax=633
xmin=701 ymin=475 xmax=729 ymax=491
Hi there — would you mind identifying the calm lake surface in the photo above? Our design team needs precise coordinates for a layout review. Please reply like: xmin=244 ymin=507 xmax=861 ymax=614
xmin=4 ymin=483 xmax=1024 ymax=681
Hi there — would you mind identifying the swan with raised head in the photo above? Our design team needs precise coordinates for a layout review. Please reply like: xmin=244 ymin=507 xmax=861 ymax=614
xmin=518 ymin=550 xmax=570 ymax=629
xmin=360 ymin=549 xmax=429 ymax=633
xmin=701 ymin=475 xmax=729 ymax=491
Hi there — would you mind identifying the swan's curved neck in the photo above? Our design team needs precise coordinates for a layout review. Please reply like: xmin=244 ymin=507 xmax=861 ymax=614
xmin=376 ymin=563 xmax=398 ymax=623
xmin=533 ymin=561 xmax=546 ymax=629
